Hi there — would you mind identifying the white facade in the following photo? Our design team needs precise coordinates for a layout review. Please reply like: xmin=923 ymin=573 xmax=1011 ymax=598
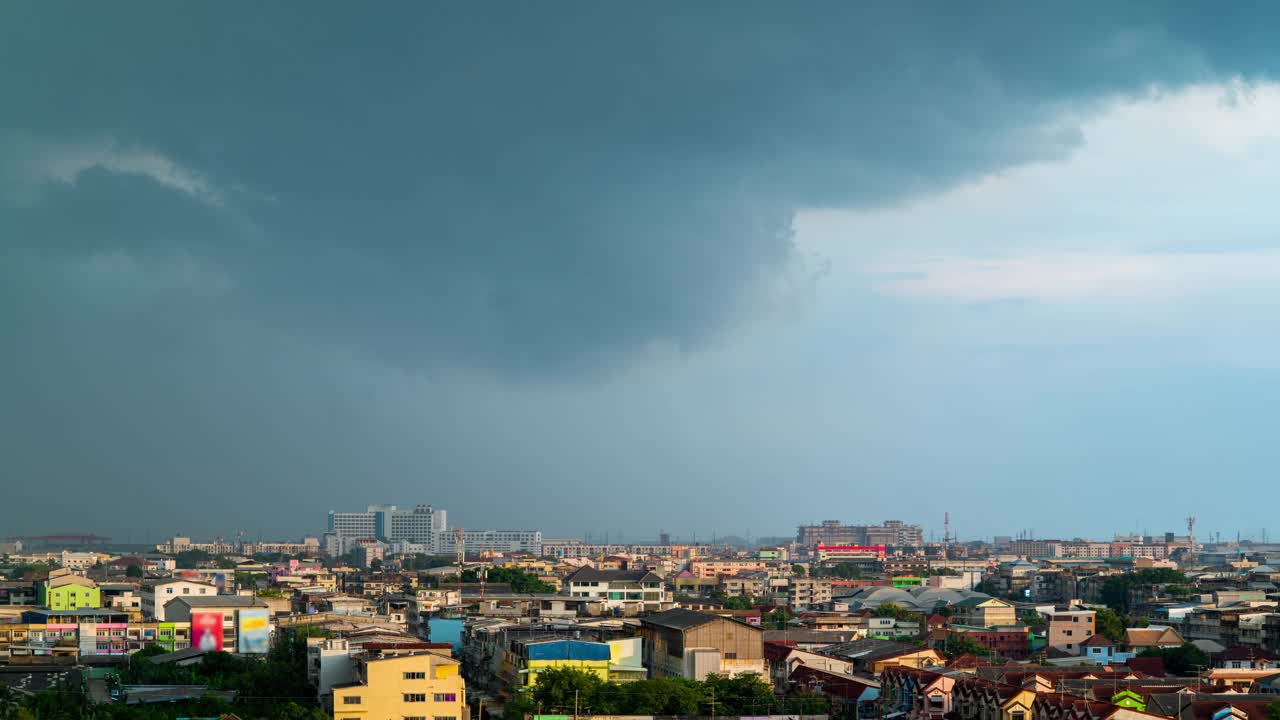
xmin=143 ymin=580 xmax=218 ymax=621
xmin=438 ymin=529 xmax=542 ymax=556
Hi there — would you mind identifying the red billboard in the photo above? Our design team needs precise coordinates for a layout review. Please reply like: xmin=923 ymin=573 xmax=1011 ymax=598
xmin=191 ymin=611 xmax=224 ymax=652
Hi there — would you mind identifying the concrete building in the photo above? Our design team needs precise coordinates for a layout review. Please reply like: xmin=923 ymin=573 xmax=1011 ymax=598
xmin=951 ymin=597 xmax=1016 ymax=628
xmin=37 ymin=572 xmax=101 ymax=611
xmin=331 ymin=651 xmax=466 ymax=720
xmin=563 ymin=567 xmax=670 ymax=614
xmin=640 ymin=608 xmax=765 ymax=680
xmin=798 ymin=520 xmax=923 ymax=549
xmin=143 ymin=579 xmax=219 ymax=621
xmin=1046 ymin=609 xmax=1096 ymax=652
xmin=164 ymin=596 xmax=269 ymax=652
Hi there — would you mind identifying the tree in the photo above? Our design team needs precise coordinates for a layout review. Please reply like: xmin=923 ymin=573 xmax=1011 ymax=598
xmin=215 ymin=556 xmax=238 ymax=570
xmin=1019 ymin=610 xmax=1045 ymax=627
xmin=174 ymin=549 xmax=211 ymax=569
xmin=767 ymin=607 xmax=793 ymax=630
xmin=1094 ymin=607 xmax=1127 ymax=643
xmin=721 ymin=595 xmax=755 ymax=610
xmin=369 ymin=558 xmax=384 ymax=572
xmin=1267 ymin=701 xmax=1280 ymax=720
xmin=791 ymin=564 xmax=806 ymax=576
xmin=530 ymin=667 xmax=604 ymax=713
xmin=944 ymin=633 xmax=992 ymax=660
xmin=125 ymin=564 xmax=144 ymax=578
xmin=1138 ymin=643 xmax=1209 ymax=676
xmin=874 ymin=603 xmax=903 ymax=618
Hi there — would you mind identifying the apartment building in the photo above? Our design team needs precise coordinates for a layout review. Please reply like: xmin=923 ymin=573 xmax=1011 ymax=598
xmin=563 ymin=567 xmax=670 ymax=613
xmin=164 ymin=596 xmax=269 ymax=652
xmin=1046 ymin=609 xmax=1096 ymax=652
xmin=951 ymin=597 xmax=1016 ymax=628
xmin=799 ymin=520 xmax=924 ymax=548
xmin=332 ymin=652 xmax=467 ymax=720
xmin=37 ymin=572 xmax=101 ymax=611
xmin=788 ymin=577 xmax=834 ymax=611
xmin=143 ymin=579 xmax=219 ymax=621
xmin=690 ymin=559 xmax=770 ymax=579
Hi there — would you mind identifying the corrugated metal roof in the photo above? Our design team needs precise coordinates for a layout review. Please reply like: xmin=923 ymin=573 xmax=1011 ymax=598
xmin=526 ymin=639 xmax=611 ymax=661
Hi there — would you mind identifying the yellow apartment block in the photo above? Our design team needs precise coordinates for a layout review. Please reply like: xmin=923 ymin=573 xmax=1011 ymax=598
xmin=333 ymin=651 xmax=467 ymax=720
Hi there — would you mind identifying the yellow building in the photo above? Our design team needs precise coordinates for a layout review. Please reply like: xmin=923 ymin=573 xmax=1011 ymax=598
xmin=508 ymin=639 xmax=612 ymax=689
xmin=333 ymin=652 xmax=467 ymax=720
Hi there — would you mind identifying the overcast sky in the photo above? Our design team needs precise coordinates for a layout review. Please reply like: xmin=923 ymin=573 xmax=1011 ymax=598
xmin=5 ymin=4 xmax=1280 ymax=545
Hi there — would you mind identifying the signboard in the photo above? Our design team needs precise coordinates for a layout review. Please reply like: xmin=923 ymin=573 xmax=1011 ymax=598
xmin=237 ymin=608 xmax=270 ymax=654
xmin=191 ymin=611 xmax=223 ymax=652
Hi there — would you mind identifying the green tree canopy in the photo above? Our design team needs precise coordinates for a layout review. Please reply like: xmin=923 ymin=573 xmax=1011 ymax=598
xmin=944 ymin=633 xmax=992 ymax=660
xmin=1138 ymin=643 xmax=1209 ymax=676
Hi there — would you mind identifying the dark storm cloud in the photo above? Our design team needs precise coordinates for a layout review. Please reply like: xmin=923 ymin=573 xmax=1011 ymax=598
xmin=3 ymin=2 xmax=1280 ymax=535
xmin=5 ymin=3 xmax=1276 ymax=373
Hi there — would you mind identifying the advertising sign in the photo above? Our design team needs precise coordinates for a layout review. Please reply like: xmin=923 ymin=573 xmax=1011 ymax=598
xmin=191 ymin=611 xmax=224 ymax=652
xmin=237 ymin=608 xmax=270 ymax=654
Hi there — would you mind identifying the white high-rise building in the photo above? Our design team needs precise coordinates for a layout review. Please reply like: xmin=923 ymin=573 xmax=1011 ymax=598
xmin=325 ymin=504 xmax=537 ymax=557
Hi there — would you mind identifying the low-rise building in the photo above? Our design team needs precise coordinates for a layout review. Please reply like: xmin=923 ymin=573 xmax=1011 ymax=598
xmin=563 ymin=567 xmax=670 ymax=614
xmin=37 ymin=572 xmax=101 ymax=610
xmin=640 ymin=608 xmax=765 ymax=680
xmin=143 ymin=579 xmax=219 ymax=621
xmin=332 ymin=651 xmax=467 ymax=720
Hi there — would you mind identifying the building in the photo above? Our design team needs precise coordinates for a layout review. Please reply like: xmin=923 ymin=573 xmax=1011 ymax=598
xmin=331 ymin=651 xmax=466 ymax=720
xmin=798 ymin=520 xmax=923 ymax=549
xmin=143 ymin=579 xmax=219 ymax=621
xmin=690 ymin=560 xmax=771 ymax=579
xmin=540 ymin=542 xmax=675 ymax=559
xmin=823 ymin=638 xmax=945 ymax=673
xmin=816 ymin=545 xmax=888 ymax=563
xmin=1046 ymin=609 xmax=1096 ymax=652
xmin=1124 ymin=626 xmax=1185 ymax=652
xmin=438 ymin=530 xmax=542 ymax=557
xmin=37 ymin=572 xmax=101 ymax=611
xmin=163 ymin=596 xmax=269 ymax=653
xmin=951 ymin=597 xmax=1016 ymax=628
xmin=788 ymin=577 xmax=834 ymax=611
xmin=562 ymin=567 xmax=670 ymax=614
xmin=640 ymin=608 xmax=765 ymax=680
xmin=327 ymin=504 xmax=448 ymax=551
xmin=507 ymin=638 xmax=646 ymax=689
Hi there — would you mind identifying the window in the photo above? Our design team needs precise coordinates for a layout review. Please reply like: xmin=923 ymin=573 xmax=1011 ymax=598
xmin=724 ymin=652 xmax=737 ymax=659
xmin=1012 ymin=713 xmax=1025 ymax=720
xmin=404 ymin=671 xmax=427 ymax=680
xmin=343 ymin=696 xmax=362 ymax=705
xmin=434 ymin=716 xmax=458 ymax=720
xmin=405 ymin=717 xmax=427 ymax=720
xmin=404 ymin=694 xmax=427 ymax=703
xmin=183 ymin=588 xmax=190 ymax=594
xmin=433 ymin=694 xmax=457 ymax=703
xmin=167 ymin=588 xmax=174 ymax=594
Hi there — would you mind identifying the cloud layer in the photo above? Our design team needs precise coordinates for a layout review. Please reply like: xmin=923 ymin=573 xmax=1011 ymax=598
xmin=6 ymin=4 xmax=1280 ymax=536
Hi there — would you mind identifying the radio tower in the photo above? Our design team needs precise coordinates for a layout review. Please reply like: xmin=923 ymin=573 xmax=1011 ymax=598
xmin=942 ymin=512 xmax=951 ymax=565
xmin=1186 ymin=516 xmax=1196 ymax=565
xmin=455 ymin=528 xmax=465 ymax=599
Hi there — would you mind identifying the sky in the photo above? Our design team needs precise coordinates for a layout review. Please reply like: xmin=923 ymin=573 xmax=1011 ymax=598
xmin=4 ymin=3 xmax=1280 ymax=545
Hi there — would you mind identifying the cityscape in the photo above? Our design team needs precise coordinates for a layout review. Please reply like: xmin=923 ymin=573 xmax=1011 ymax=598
xmin=9 ymin=4 xmax=1280 ymax=720
xmin=6 ymin=511 xmax=1280 ymax=720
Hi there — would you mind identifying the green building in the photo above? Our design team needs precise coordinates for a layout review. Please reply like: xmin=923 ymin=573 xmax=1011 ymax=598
xmin=37 ymin=574 xmax=102 ymax=610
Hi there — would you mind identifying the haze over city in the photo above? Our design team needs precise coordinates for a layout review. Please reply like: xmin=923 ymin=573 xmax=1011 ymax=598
xmin=7 ymin=4 xmax=1280 ymax=542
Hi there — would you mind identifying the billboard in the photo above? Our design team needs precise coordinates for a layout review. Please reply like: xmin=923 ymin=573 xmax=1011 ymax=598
xmin=237 ymin=608 xmax=270 ymax=654
xmin=191 ymin=611 xmax=224 ymax=652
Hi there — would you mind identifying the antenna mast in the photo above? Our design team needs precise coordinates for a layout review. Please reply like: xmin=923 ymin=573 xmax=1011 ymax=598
xmin=1186 ymin=516 xmax=1196 ymax=565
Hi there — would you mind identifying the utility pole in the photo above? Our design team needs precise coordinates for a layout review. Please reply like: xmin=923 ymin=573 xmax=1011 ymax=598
xmin=574 ymin=688 xmax=580 ymax=720
xmin=709 ymin=686 xmax=717 ymax=720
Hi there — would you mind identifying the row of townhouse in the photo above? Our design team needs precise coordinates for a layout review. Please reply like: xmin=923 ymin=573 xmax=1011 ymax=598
xmin=0 ymin=596 xmax=271 ymax=660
